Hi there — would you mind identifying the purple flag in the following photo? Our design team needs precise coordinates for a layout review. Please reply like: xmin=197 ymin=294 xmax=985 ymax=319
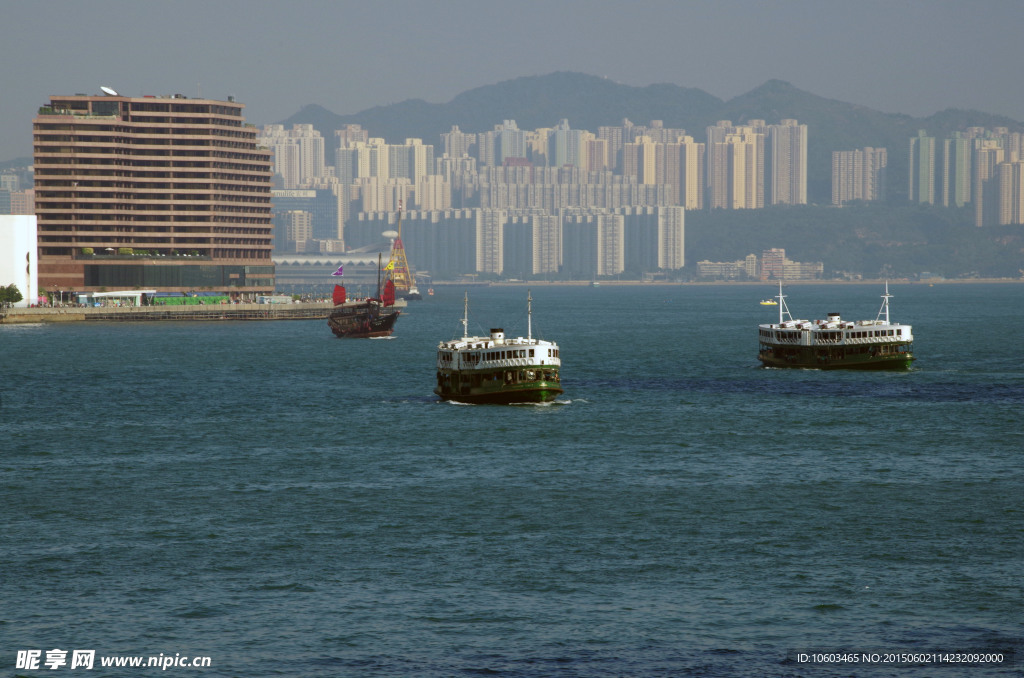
xmin=331 ymin=265 xmax=344 ymax=277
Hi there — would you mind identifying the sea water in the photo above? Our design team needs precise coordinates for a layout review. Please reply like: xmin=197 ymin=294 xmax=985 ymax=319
xmin=2 ymin=283 xmax=1021 ymax=677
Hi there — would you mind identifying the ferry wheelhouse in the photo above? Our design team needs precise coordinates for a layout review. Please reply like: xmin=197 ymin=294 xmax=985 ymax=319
xmin=758 ymin=283 xmax=914 ymax=370
xmin=435 ymin=293 xmax=563 ymax=404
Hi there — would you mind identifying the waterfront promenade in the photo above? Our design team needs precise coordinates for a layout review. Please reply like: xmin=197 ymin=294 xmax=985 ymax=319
xmin=0 ymin=301 xmax=333 ymax=324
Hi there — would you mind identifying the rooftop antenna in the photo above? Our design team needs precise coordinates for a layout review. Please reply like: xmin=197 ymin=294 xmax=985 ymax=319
xmin=100 ymin=86 xmax=119 ymax=96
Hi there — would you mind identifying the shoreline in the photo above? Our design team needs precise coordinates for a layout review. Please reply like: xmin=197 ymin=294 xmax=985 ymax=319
xmin=437 ymin=278 xmax=1024 ymax=287
xmin=4 ymin=278 xmax=1020 ymax=323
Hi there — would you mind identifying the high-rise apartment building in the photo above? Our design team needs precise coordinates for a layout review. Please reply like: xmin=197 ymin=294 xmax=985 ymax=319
xmin=908 ymin=130 xmax=937 ymax=204
xmin=657 ymin=206 xmax=685 ymax=270
xmin=997 ymin=161 xmax=1024 ymax=225
xmin=440 ymin=125 xmax=476 ymax=158
xmin=767 ymin=120 xmax=807 ymax=205
xmin=532 ymin=214 xmax=562 ymax=275
xmin=549 ymin=119 xmax=588 ymax=168
xmin=280 ymin=210 xmax=314 ymax=253
xmin=597 ymin=124 xmax=625 ymax=171
xmin=941 ymin=133 xmax=972 ymax=207
xmin=706 ymin=121 xmax=764 ymax=209
xmin=258 ymin=123 xmax=326 ymax=188
xmin=335 ymin=124 xmax=369 ymax=150
xmin=595 ymin=213 xmax=625 ymax=276
xmin=476 ymin=209 xmax=506 ymax=274
xmin=832 ymin=147 xmax=887 ymax=205
xmin=622 ymin=136 xmax=658 ymax=185
xmin=497 ymin=121 xmax=527 ymax=165
xmin=973 ymin=140 xmax=1004 ymax=226
xmin=390 ymin=138 xmax=434 ymax=186
xmin=33 ymin=91 xmax=274 ymax=295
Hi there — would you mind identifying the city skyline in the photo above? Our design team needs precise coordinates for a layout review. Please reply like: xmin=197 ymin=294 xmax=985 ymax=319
xmin=2 ymin=0 xmax=1024 ymax=164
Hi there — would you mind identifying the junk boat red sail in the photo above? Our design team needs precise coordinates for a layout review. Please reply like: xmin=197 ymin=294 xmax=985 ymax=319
xmin=327 ymin=255 xmax=401 ymax=338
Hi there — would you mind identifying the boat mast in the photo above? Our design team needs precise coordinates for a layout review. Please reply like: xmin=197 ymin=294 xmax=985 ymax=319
xmin=527 ymin=289 xmax=532 ymax=341
xmin=876 ymin=281 xmax=892 ymax=324
xmin=462 ymin=292 xmax=469 ymax=339
xmin=776 ymin=281 xmax=793 ymax=324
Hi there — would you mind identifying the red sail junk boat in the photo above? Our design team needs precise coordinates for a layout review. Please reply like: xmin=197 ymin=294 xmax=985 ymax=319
xmin=327 ymin=255 xmax=401 ymax=338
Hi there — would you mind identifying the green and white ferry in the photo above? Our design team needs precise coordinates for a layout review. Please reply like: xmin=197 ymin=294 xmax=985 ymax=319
xmin=758 ymin=283 xmax=915 ymax=370
xmin=435 ymin=292 xmax=563 ymax=404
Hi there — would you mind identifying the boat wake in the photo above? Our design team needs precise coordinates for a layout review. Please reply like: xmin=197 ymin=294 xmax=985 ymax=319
xmin=440 ymin=398 xmax=574 ymax=407
xmin=510 ymin=399 xmax=574 ymax=407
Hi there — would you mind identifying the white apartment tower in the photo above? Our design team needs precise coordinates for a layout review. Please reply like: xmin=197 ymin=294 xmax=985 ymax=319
xmin=832 ymin=147 xmax=887 ymax=205
xmin=706 ymin=122 xmax=764 ymax=209
xmin=476 ymin=209 xmax=506 ymax=274
xmin=657 ymin=206 xmax=685 ymax=270
xmin=258 ymin=124 xmax=326 ymax=188
xmin=596 ymin=213 xmax=625 ymax=276
xmin=532 ymin=214 xmax=562 ymax=274
xmin=768 ymin=120 xmax=807 ymax=205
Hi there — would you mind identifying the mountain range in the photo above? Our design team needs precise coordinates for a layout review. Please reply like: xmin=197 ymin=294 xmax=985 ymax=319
xmin=282 ymin=71 xmax=1023 ymax=204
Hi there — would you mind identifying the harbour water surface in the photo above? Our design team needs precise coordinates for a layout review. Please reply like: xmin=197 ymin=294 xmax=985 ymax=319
xmin=2 ymin=283 xmax=1021 ymax=676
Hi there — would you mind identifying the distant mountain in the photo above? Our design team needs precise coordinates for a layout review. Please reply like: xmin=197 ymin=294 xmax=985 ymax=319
xmin=282 ymin=71 xmax=1023 ymax=202
xmin=284 ymin=72 xmax=723 ymax=144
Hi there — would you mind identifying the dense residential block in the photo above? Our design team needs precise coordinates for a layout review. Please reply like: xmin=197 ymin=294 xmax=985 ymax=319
xmin=832 ymin=147 xmax=887 ymax=205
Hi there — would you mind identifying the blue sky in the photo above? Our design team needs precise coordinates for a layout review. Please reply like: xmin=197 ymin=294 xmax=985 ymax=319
xmin=2 ymin=0 xmax=1022 ymax=161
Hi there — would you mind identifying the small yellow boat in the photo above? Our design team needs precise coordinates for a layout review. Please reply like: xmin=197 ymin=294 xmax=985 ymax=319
xmin=760 ymin=299 xmax=778 ymax=306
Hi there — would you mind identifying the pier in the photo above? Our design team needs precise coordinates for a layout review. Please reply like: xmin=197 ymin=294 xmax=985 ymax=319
xmin=0 ymin=302 xmax=333 ymax=324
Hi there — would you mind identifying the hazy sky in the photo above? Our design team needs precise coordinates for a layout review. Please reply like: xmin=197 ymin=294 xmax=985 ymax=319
xmin=2 ymin=0 xmax=1023 ymax=162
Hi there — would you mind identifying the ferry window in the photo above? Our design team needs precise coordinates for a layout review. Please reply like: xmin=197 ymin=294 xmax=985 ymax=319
xmin=529 ymin=349 xmax=535 ymax=357
xmin=897 ymin=329 xmax=902 ymax=336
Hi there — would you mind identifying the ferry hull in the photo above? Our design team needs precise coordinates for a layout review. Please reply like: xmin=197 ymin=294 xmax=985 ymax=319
xmin=435 ymin=385 xmax=563 ymax=404
xmin=435 ymin=366 xmax=562 ymax=404
xmin=758 ymin=346 xmax=914 ymax=370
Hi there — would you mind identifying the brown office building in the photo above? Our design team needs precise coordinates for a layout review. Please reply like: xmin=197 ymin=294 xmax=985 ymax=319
xmin=33 ymin=90 xmax=274 ymax=296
